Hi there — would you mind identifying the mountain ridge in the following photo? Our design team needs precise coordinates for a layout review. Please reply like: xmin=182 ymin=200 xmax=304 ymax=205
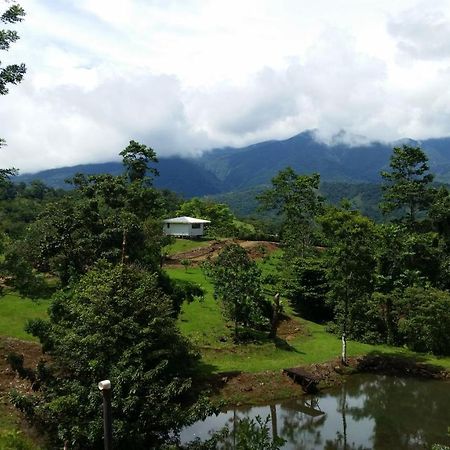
xmin=16 ymin=131 xmax=450 ymax=197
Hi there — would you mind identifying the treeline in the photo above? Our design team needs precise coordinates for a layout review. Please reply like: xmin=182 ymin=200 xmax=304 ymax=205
xmin=260 ymin=145 xmax=450 ymax=360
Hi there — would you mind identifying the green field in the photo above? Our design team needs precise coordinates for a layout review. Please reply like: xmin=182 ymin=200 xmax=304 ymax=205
xmin=0 ymin=293 xmax=50 ymax=341
xmin=168 ymin=264 xmax=450 ymax=373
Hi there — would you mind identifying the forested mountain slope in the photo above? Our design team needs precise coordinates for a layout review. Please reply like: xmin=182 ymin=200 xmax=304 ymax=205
xmin=17 ymin=131 xmax=450 ymax=197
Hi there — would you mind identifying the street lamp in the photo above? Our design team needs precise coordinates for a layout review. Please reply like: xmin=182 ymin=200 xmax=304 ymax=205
xmin=98 ymin=380 xmax=113 ymax=450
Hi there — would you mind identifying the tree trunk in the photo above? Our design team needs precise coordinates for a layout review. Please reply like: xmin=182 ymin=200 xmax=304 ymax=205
xmin=270 ymin=404 xmax=278 ymax=440
xmin=341 ymin=333 xmax=347 ymax=365
xmin=121 ymin=229 xmax=127 ymax=264
xmin=341 ymin=384 xmax=348 ymax=450
xmin=269 ymin=293 xmax=281 ymax=338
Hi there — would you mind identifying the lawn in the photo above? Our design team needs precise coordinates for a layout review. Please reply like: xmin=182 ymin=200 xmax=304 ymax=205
xmin=167 ymin=263 xmax=450 ymax=373
xmin=0 ymin=293 xmax=50 ymax=341
xmin=164 ymin=238 xmax=212 ymax=256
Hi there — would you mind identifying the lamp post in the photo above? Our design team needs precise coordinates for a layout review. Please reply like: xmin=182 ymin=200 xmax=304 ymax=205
xmin=98 ymin=380 xmax=113 ymax=450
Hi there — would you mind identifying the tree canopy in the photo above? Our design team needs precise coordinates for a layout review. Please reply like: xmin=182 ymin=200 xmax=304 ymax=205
xmin=11 ymin=262 xmax=212 ymax=449
xmin=1 ymin=1 xmax=26 ymax=180
xmin=380 ymin=144 xmax=434 ymax=225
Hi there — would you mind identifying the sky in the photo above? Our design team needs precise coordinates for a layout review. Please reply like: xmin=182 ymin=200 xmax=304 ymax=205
xmin=1 ymin=0 xmax=450 ymax=173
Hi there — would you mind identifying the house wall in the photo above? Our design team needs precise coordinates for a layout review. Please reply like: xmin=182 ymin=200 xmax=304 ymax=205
xmin=163 ymin=223 xmax=205 ymax=237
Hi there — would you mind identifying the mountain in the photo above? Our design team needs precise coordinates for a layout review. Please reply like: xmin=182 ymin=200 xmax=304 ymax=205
xmin=16 ymin=131 xmax=450 ymax=196
xmin=17 ymin=157 xmax=223 ymax=198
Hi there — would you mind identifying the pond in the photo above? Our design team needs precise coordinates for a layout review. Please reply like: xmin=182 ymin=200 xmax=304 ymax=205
xmin=181 ymin=374 xmax=450 ymax=449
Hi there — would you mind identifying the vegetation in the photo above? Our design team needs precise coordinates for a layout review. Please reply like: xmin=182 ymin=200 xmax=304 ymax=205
xmin=1 ymin=142 xmax=450 ymax=448
xmin=0 ymin=0 xmax=26 ymax=181
xmin=0 ymin=294 xmax=49 ymax=341
xmin=381 ymin=145 xmax=434 ymax=224
xmin=10 ymin=262 xmax=213 ymax=449
xmin=203 ymin=243 xmax=270 ymax=341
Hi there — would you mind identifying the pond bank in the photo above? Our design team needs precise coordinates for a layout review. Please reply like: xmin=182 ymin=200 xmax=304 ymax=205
xmin=208 ymin=353 xmax=450 ymax=407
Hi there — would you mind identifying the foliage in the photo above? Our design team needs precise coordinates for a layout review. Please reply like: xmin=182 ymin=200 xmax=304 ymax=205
xmin=0 ymin=1 xmax=25 ymax=96
xmin=203 ymin=243 xmax=270 ymax=340
xmin=15 ymin=145 xmax=168 ymax=285
xmin=258 ymin=167 xmax=323 ymax=256
xmin=0 ymin=0 xmax=25 ymax=181
xmin=395 ymin=287 xmax=450 ymax=355
xmin=171 ymin=415 xmax=285 ymax=450
xmin=119 ymin=140 xmax=158 ymax=183
xmin=228 ymin=415 xmax=286 ymax=450
xmin=0 ymin=430 xmax=38 ymax=450
xmin=177 ymin=198 xmax=238 ymax=238
xmin=11 ymin=262 xmax=213 ymax=449
xmin=282 ymin=255 xmax=331 ymax=322
xmin=380 ymin=145 xmax=435 ymax=225
xmin=180 ymin=258 xmax=192 ymax=272
xmin=320 ymin=206 xmax=378 ymax=344
xmin=376 ymin=224 xmax=443 ymax=291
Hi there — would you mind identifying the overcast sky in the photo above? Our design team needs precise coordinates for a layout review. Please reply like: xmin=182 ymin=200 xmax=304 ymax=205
xmin=1 ymin=0 xmax=450 ymax=173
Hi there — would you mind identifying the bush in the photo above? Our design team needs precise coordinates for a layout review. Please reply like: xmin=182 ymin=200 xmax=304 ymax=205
xmin=397 ymin=287 xmax=450 ymax=355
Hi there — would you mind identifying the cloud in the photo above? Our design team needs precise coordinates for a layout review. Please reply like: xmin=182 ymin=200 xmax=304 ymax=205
xmin=0 ymin=71 xmax=214 ymax=172
xmin=2 ymin=0 xmax=450 ymax=173
xmin=387 ymin=3 xmax=450 ymax=60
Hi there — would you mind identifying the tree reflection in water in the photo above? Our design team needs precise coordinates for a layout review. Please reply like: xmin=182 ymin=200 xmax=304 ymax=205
xmin=181 ymin=374 xmax=450 ymax=449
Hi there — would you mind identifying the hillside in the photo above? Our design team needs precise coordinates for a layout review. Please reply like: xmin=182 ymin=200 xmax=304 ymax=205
xmin=16 ymin=131 xmax=450 ymax=198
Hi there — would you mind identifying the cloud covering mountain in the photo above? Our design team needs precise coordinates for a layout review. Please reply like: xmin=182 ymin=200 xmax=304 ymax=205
xmin=2 ymin=0 xmax=450 ymax=172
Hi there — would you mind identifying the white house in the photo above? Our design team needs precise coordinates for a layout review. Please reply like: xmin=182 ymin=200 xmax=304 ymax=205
xmin=163 ymin=216 xmax=211 ymax=238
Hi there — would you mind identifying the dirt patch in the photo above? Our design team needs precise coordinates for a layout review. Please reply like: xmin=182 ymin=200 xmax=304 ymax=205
xmin=356 ymin=354 xmax=450 ymax=380
xmin=0 ymin=337 xmax=43 ymax=395
xmin=164 ymin=239 xmax=280 ymax=267
xmin=276 ymin=316 xmax=307 ymax=341
xmin=207 ymin=370 xmax=304 ymax=406
xmin=0 ymin=337 xmax=44 ymax=444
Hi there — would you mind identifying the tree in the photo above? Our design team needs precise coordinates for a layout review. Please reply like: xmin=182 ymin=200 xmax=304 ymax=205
xmin=176 ymin=198 xmax=237 ymax=238
xmin=10 ymin=262 xmax=213 ymax=449
xmin=17 ymin=144 xmax=166 ymax=285
xmin=203 ymin=243 xmax=269 ymax=340
xmin=395 ymin=286 xmax=450 ymax=355
xmin=258 ymin=168 xmax=323 ymax=257
xmin=119 ymin=140 xmax=159 ymax=184
xmin=282 ymin=255 xmax=331 ymax=322
xmin=1 ymin=1 xmax=26 ymax=180
xmin=320 ymin=206 xmax=377 ymax=363
xmin=380 ymin=145 xmax=435 ymax=225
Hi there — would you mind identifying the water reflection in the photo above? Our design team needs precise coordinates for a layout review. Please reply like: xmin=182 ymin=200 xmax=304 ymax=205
xmin=181 ymin=374 xmax=450 ymax=449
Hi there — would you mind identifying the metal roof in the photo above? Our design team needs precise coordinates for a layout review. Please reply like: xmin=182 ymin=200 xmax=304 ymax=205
xmin=162 ymin=216 xmax=211 ymax=224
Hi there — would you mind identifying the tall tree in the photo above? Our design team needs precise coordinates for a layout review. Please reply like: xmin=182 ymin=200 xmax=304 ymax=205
xmin=258 ymin=168 xmax=323 ymax=257
xmin=380 ymin=145 xmax=434 ymax=225
xmin=0 ymin=1 xmax=26 ymax=180
xmin=119 ymin=140 xmax=159 ymax=184
xmin=203 ymin=243 xmax=269 ymax=340
xmin=320 ymin=206 xmax=377 ymax=363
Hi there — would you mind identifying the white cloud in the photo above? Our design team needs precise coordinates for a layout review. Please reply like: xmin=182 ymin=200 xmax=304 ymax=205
xmin=1 ymin=0 xmax=450 ymax=173
xmin=387 ymin=2 xmax=450 ymax=60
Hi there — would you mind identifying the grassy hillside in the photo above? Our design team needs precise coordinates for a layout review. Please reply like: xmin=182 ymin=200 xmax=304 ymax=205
xmin=167 ymin=261 xmax=450 ymax=373
xmin=0 ymin=294 xmax=50 ymax=341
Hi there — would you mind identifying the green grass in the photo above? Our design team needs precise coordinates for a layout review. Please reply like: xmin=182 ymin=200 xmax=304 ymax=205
xmin=167 ymin=263 xmax=450 ymax=374
xmin=0 ymin=293 xmax=50 ymax=341
xmin=164 ymin=238 xmax=212 ymax=256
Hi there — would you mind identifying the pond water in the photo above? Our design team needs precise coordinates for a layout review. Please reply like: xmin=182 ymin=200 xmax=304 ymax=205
xmin=181 ymin=374 xmax=450 ymax=449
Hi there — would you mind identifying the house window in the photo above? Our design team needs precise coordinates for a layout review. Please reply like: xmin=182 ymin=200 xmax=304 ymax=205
xmin=191 ymin=223 xmax=201 ymax=229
